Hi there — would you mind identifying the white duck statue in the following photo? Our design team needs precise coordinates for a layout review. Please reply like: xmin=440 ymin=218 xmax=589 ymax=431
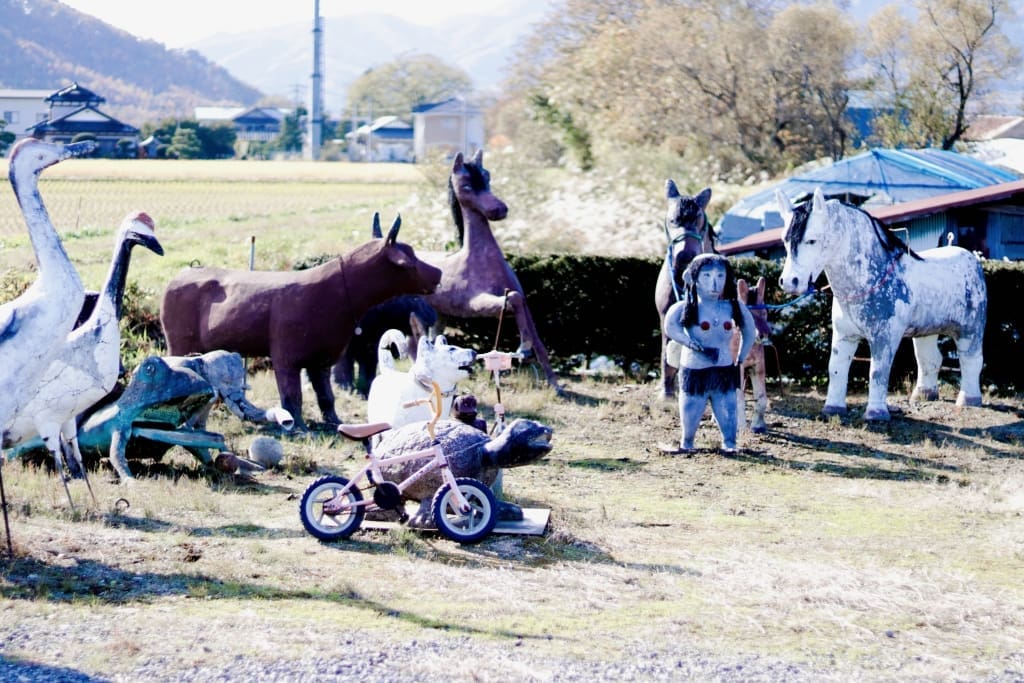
xmin=0 ymin=138 xmax=95 ymax=434
xmin=4 ymin=211 xmax=163 ymax=497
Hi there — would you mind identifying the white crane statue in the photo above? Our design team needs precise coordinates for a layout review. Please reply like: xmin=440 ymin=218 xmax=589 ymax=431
xmin=0 ymin=138 xmax=95 ymax=547
xmin=5 ymin=211 xmax=163 ymax=502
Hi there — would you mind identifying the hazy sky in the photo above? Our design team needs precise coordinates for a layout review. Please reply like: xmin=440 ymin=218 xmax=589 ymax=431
xmin=59 ymin=0 xmax=526 ymax=48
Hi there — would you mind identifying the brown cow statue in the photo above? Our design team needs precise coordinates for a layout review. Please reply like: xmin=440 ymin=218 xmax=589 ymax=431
xmin=159 ymin=214 xmax=442 ymax=430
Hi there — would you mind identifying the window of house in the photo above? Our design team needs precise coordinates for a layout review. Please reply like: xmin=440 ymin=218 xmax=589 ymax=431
xmin=3 ymin=111 xmax=18 ymax=124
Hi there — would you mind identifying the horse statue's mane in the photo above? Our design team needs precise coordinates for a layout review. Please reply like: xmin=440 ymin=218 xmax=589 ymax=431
xmin=448 ymin=158 xmax=491 ymax=247
xmin=788 ymin=197 xmax=921 ymax=262
xmin=847 ymin=202 xmax=923 ymax=262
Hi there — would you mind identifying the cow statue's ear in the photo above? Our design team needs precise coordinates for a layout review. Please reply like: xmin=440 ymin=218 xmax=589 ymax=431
xmin=452 ymin=152 xmax=465 ymax=174
xmin=386 ymin=214 xmax=401 ymax=243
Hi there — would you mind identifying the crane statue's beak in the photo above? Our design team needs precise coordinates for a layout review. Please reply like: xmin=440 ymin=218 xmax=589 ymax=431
xmin=61 ymin=140 xmax=98 ymax=160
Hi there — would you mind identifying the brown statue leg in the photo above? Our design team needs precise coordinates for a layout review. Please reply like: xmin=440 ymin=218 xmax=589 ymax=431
xmin=308 ymin=364 xmax=340 ymax=427
xmin=505 ymin=292 xmax=561 ymax=393
xmin=274 ymin=365 xmax=307 ymax=431
xmin=660 ymin=330 xmax=678 ymax=399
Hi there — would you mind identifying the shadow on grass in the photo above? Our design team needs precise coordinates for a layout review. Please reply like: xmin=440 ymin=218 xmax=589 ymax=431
xmin=567 ymin=457 xmax=642 ymax=472
xmin=99 ymin=512 xmax=307 ymax=540
xmin=725 ymin=446 xmax=956 ymax=482
xmin=552 ymin=387 xmax=604 ymax=409
xmin=0 ymin=656 xmax=102 ymax=683
xmin=0 ymin=554 xmax=556 ymax=643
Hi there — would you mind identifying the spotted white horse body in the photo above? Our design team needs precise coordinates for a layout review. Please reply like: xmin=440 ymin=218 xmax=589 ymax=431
xmin=777 ymin=188 xmax=986 ymax=421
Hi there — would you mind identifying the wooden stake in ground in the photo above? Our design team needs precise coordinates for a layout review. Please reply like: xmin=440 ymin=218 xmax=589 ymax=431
xmin=0 ymin=460 xmax=13 ymax=557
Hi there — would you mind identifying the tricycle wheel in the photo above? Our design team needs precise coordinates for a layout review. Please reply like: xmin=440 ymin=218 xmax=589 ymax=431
xmin=300 ymin=475 xmax=364 ymax=541
xmin=431 ymin=477 xmax=497 ymax=544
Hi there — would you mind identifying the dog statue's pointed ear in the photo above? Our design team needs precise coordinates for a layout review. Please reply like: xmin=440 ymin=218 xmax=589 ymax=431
xmin=417 ymin=334 xmax=432 ymax=356
xmin=408 ymin=312 xmax=428 ymax=358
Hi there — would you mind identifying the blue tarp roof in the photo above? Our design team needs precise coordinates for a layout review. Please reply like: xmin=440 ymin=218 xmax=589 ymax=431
xmin=716 ymin=148 xmax=1020 ymax=244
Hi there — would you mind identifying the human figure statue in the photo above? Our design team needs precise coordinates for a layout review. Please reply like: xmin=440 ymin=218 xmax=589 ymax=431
xmin=453 ymin=394 xmax=487 ymax=433
xmin=662 ymin=254 xmax=755 ymax=453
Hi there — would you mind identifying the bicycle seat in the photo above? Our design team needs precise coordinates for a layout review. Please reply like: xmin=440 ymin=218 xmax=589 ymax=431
xmin=337 ymin=421 xmax=392 ymax=441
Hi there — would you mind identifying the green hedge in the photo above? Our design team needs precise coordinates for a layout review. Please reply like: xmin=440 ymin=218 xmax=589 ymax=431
xmin=442 ymin=255 xmax=1024 ymax=394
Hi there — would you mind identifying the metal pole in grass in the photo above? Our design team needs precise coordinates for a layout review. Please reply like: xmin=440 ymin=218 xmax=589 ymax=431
xmin=245 ymin=236 xmax=255 ymax=375
xmin=0 ymin=459 xmax=13 ymax=558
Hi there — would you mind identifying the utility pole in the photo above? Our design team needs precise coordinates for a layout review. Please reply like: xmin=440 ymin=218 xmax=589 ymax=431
xmin=308 ymin=0 xmax=323 ymax=160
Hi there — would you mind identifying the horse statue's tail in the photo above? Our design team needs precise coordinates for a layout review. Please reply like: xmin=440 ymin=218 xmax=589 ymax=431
xmin=376 ymin=329 xmax=410 ymax=372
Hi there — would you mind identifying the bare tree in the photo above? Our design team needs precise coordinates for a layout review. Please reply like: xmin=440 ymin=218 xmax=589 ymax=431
xmin=499 ymin=0 xmax=855 ymax=175
xmin=863 ymin=0 xmax=1020 ymax=149
xmin=347 ymin=53 xmax=473 ymax=118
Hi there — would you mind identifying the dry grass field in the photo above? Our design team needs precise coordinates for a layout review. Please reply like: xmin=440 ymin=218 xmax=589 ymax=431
xmin=0 ymin=157 xmax=1022 ymax=681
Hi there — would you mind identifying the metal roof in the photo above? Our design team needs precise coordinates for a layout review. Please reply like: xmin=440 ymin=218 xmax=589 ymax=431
xmin=719 ymin=178 xmax=1024 ymax=256
xmin=717 ymin=148 xmax=1019 ymax=244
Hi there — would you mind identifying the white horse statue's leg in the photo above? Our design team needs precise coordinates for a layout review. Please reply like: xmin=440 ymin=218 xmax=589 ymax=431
xmin=910 ymin=335 xmax=942 ymax=401
xmin=864 ymin=325 xmax=907 ymax=421
xmin=824 ymin=328 xmax=858 ymax=416
xmin=956 ymin=336 xmax=984 ymax=407
xmin=865 ymin=348 xmax=897 ymax=420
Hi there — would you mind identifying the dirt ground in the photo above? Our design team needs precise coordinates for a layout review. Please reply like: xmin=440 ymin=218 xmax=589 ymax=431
xmin=1 ymin=376 xmax=1022 ymax=681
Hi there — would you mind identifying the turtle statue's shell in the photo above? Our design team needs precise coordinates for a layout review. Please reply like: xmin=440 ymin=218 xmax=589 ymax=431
xmin=374 ymin=420 xmax=496 ymax=502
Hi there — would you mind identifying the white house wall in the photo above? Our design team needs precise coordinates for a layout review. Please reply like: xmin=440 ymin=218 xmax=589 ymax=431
xmin=0 ymin=91 xmax=51 ymax=138
xmin=414 ymin=113 xmax=484 ymax=160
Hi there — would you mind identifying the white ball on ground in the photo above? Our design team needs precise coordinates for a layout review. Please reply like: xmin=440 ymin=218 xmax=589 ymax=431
xmin=248 ymin=436 xmax=284 ymax=468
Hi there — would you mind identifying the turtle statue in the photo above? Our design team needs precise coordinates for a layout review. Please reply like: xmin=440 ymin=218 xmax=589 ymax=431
xmin=373 ymin=417 xmax=553 ymax=526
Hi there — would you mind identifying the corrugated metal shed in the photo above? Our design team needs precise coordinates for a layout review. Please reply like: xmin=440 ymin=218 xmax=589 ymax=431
xmin=717 ymin=148 xmax=1019 ymax=244
xmin=719 ymin=178 xmax=1024 ymax=261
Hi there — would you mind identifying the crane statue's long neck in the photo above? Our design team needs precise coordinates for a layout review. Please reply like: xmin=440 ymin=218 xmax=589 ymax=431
xmin=12 ymin=167 xmax=82 ymax=295
xmin=100 ymin=237 xmax=135 ymax=322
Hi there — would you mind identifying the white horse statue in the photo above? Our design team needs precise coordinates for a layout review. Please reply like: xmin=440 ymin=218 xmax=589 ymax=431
xmin=776 ymin=187 xmax=987 ymax=421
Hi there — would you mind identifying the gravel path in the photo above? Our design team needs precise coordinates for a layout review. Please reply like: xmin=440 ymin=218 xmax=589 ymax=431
xmin=1 ymin=631 xmax=833 ymax=683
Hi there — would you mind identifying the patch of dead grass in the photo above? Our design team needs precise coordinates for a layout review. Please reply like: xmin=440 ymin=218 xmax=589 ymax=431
xmin=1 ymin=374 xmax=1022 ymax=680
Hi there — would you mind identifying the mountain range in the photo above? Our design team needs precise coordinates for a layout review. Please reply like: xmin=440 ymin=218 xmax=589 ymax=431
xmin=0 ymin=0 xmax=261 ymax=124
xmin=0 ymin=0 xmax=549 ymax=126
xmin=189 ymin=0 xmax=551 ymax=115
xmin=0 ymin=0 xmax=1019 ymax=130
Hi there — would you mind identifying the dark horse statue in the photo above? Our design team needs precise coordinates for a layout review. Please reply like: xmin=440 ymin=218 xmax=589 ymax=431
xmin=655 ymin=181 xmax=715 ymax=398
xmin=423 ymin=150 xmax=560 ymax=393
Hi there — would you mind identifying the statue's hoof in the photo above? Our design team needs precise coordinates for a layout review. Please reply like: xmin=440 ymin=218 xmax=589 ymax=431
xmin=957 ymin=394 xmax=983 ymax=407
xmin=863 ymin=408 xmax=891 ymax=422
xmin=821 ymin=405 xmax=847 ymax=417
xmin=750 ymin=425 xmax=768 ymax=435
xmin=406 ymin=513 xmax=436 ymax=530
xmin=498 ymin=502 xmax=524 ymax=522
xmin=658 ymin=443 xmax=692 ymax=455
xmin=911 ymin=387 xmax=939 ymax=402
